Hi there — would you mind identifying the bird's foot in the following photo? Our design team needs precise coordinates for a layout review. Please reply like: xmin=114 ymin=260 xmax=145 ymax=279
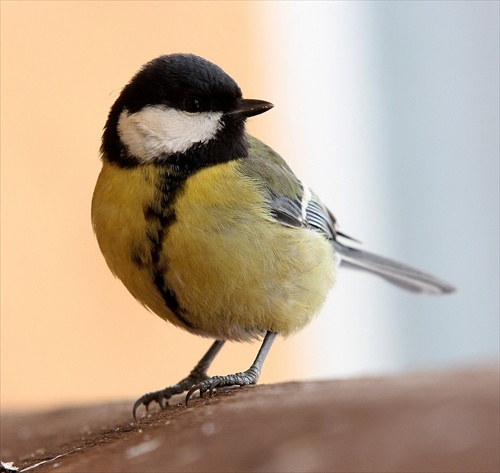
xmin=132 ymin=340 xmax=226 ymax=420
xmin=133 ymin=374 xmax=208 ymax=420
xmin=186 ymin=366 xmax=260 ymax=405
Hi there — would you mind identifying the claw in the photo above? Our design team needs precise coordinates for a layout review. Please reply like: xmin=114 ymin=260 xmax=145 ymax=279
xmin=185 ymin=380 xmax=213 ymax=405
xmin=209 ymin=378 xmax=220 ymax=397
xmin=185 ymin=385 xmax=198 ymax=406
xmin=159 ymin=398 xmax=166 ymax=410
xmin=132 ymin=390 xmax=169 ymax=420
xmin=133 ymin=397 xmax=145 ymax=421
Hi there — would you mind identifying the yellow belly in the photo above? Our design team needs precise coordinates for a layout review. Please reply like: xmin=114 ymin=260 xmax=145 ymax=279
xmin=92 ymin=160 xmax=336 ymax=341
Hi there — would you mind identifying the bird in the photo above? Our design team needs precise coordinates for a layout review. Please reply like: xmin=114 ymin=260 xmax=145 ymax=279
xmin=91 ymin=53 xmax=455 ymax=419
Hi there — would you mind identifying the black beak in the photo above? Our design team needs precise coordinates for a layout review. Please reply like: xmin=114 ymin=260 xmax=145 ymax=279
xmin=228 ymin=99 xmax=274 ymax=118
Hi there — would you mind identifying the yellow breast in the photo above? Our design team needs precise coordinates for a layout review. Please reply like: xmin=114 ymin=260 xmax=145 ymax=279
xmin=91 ymin=162 xmax=170 ymax=321
xmin=92 ymin=160 xmax=336 ymax=341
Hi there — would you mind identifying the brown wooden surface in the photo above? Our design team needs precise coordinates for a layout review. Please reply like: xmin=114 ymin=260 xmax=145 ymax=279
xmin=1 ymin=367 xmax=498 ymax=473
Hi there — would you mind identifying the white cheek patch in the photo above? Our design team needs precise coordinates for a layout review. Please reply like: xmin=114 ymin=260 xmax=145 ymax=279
xmin=117 ymin=106 xmax=223 ymax=162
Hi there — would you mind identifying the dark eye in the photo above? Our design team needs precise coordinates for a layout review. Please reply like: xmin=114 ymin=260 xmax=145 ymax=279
xmin=183 ymin=96 xmax=204 ymax=113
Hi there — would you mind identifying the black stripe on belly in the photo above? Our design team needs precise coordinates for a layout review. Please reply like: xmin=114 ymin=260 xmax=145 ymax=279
xmin=152 ymin=270 xmax=194 ymax=329
xmin=141 ymin=169 xmax=194 ymax=329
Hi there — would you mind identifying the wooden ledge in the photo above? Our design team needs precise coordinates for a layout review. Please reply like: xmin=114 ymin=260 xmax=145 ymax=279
xmin=1 ymin=366 xmax=498 ymax=472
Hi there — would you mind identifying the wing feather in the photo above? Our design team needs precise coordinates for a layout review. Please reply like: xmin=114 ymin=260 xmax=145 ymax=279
xmin=242 ymin=134 xmax=455 ymax=295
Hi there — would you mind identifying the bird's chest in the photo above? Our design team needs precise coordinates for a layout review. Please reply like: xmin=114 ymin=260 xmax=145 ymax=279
xmin=163 ymin=164 xmax=335 ymax=337
xmin=163 ymin=162 xmax=277 ymax=279
xmin=93 ymin=160 xmax=273 ymax=302
xmin=92 ymin=161 xmax=335 ymax=340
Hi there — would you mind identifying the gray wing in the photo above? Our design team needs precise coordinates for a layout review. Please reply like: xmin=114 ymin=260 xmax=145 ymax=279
xmin=244 ymin=134 xmax=455 ymax=294
xmin=270 ymin=187 xmax=455 ymax=294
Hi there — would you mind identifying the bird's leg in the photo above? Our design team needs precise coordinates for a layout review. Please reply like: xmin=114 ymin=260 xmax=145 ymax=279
xmin=186 ymin=331 xmax=277 ymax=405
xmin=133 ymin=339 xmax=225 ymax=419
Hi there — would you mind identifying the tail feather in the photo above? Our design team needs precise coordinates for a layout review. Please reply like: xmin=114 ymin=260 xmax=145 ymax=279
xmin=333 ymin=241 xmax=456 ymax=294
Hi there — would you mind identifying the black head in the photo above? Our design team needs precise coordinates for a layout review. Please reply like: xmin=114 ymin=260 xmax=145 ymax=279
xmin=101 ymin=54 xmax=273 ymax=169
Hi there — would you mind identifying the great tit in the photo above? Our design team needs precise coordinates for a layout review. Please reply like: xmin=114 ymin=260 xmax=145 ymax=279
xmin=91 ymin=53 xmax=455 ymax=419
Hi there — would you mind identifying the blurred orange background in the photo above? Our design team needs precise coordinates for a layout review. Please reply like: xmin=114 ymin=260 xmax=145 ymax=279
xmin=1 ymin=1 xmax=301 ymax=411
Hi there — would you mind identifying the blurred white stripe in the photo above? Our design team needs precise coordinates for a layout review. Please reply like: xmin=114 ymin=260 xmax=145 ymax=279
xmin=255 ymin=2 xmax=400 ymax=378
xmin=255 ymin=1 xmax=499 ymax=378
